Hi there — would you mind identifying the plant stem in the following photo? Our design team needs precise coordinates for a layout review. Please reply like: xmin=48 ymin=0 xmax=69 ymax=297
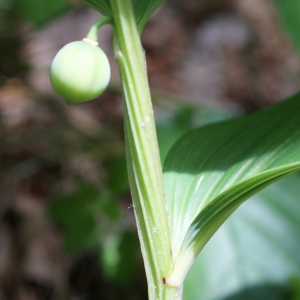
xmin=109 ymin=0 xmax=182 ymax=299
xmin=85 ymin=16 xmax=112 ymax=42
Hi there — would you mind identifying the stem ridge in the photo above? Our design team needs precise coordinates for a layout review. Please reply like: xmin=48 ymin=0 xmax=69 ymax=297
xmin=109 ymin=0 xmax=183 ymax=299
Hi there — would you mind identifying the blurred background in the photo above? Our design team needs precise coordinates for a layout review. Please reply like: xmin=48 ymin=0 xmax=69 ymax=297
xmin=1 ymin=0 xmax=300 ymax=299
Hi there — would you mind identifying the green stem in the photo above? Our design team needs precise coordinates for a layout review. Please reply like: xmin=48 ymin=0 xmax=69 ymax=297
xmin=85 ymin=16 xmax=112 ymax=41
xmin=109 ymin=0 xmax=182 ymax=299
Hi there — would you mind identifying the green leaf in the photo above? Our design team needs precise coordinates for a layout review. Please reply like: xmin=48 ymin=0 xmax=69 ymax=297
xmin=48 ymin=181 xmax=104 ymax=252
xmin=273 ymin=0 xmax=300 ymax=51
xmin=156 ymin=106 xmax=237 ymax=163
xmin=223 ymin=284 xmax=291 ymax=300
xmin=156 ymin=107 xmax=196 ymax=163
xmin=163 ymin=93 xmax=300 ymax=286
xmin=290 ymin=278 xmax=300 ymax=300
xmin=184 ymin=173 xmax=300 ymax=299
xmin=80 ymin=0 xmax=165 ymax=32
xmin=100 ymin=230 xmax=143 ymax=291
xmin=107 ymin=155 xmax=129 ymax=195
xmin=15 ymin=0 xmax=69 ymax=27
xmin=114 ymin=231 xmax=141 ymax=285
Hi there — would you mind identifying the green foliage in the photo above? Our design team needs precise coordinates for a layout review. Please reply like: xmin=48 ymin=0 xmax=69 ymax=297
xmin=81 ymin=0 xmax=165 ymax=32
xmin=290 ymin=278 xmax=300 ymax=300
xmin=15 ymin=0 xmax=69 ymax=27
xmin=48 ymin=180 xmax=120 ymax=252
xmin=164 ymin=93 xmax=300 ymax=285
xmin=184 ymin=173 xmax=300 ymax=299
xmin=114 ymin=231 xmax=141 ymax=284
xmin=156 ymin=106 xmax=236 ymax=163
xmin=43 ymin=0 xmax=300 ymax=298
xmin=223 ymin=284 xmax=291 ymax=300
xmin=102 ymin=230 xmax=141 ymax=285
xmin=156 ymin=107 xmax=196 ymax=163
xmin=273 ymin=0 xmax=300 ymax=51
xmin=107 ymin=155 xmax=129 ymax=195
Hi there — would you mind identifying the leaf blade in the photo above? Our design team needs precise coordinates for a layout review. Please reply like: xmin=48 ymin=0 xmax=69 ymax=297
xmin=185 ymin=173 xmax=300 ymax=299
xmin=163 ymin=93 xmax=300 ymax=285
xmin=273 ymin=0 xmax=300 ymax=52
xmin=80 ymin=0 xmax=165 ymax=32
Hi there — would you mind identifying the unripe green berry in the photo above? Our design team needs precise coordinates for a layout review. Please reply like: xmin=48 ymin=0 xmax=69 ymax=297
xmin=50 ymin=40 xmax=110 ymax=104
